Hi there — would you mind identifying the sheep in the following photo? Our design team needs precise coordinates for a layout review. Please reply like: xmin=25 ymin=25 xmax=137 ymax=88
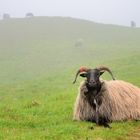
xmin=73 ymin=66 xmax=140 ymax=127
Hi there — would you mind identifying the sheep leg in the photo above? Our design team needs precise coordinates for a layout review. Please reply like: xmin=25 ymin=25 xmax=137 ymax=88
xmin=94 ymin=99 xmax=111 ymax=128
xmin=103 ymin=123 xmax=111 ymax=128
xmin=98 ymin=116 xmax=111 ymax=128
xmin=100 ymin=119 xmax=111 ymax=128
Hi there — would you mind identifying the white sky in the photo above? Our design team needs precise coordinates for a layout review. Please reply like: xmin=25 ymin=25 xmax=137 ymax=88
xmin=1 ymin=0 xmax=140 ymax=26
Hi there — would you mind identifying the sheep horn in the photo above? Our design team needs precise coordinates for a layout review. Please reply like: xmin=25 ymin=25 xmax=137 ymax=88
xmin=97 ymin=66 xmax=115 ymax=80
xmin=73 ymin=66 xmax=88 ymax=84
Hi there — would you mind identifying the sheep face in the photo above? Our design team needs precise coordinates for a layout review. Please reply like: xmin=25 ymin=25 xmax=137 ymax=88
xmin=80 ymin=69 xmax=104 ymax=89
xmin=73 ymin=66 xmax=115 ymax=85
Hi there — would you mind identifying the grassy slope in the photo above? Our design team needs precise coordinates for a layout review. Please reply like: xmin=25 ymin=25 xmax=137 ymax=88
xmin=0 ymin=17 xmax=140 ymax=140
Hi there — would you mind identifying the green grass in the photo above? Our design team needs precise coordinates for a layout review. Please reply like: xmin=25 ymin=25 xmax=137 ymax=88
xmin=0 ymin=17 xmax=140 ymax=139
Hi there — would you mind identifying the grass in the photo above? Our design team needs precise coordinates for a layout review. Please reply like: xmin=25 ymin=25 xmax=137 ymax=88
xmin=0 ymin=79 xmax=140 ymax=140
xmin=0 ymin=17 xmax=140 ymax=139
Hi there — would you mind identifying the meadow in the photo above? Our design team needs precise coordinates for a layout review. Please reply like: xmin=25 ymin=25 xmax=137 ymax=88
xmin=0 ymin=17 xmax=140 ymax=140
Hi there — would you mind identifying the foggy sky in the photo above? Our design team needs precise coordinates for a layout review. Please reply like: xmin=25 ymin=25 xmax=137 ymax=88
xmin=1 ymin=0 xmax=140 ymax=26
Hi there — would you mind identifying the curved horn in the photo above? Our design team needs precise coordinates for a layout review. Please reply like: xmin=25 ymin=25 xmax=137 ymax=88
xmin=73 ymin=66 xmax=88 ymax=84
xmin=97 ymin=66 xmax=115 ymax=80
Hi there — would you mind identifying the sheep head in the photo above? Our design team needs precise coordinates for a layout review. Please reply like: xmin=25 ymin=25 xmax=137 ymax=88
xmin=73 ymin=66 xmax=115 ymax=88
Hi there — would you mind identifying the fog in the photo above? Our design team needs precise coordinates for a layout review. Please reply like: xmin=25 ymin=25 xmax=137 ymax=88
xmin=1 ymin=0 xmax=140 ymax=26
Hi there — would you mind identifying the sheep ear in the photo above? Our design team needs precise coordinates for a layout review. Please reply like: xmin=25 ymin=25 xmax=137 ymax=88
xmin=100 ymin=70 xmax=105 ymax=75
xmin=80 ymin=72 xmax=87 ymax=77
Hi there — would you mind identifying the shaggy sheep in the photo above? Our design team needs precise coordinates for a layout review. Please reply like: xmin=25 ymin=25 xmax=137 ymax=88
xmin=73 ymin=66 xmax=140 ymax=127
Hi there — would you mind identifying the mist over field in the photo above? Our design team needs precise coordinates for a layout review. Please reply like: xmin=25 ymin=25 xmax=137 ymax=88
xmin=0 ymin=17 xmax=140 ymax=84
xmin=0 ymin=0 xmax=140 ymax=139
xmin=1 ymin=0 xmax=140 ymax=27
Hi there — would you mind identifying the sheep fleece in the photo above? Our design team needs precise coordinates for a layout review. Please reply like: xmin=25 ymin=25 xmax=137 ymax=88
xmin=73 ymin=80 xmax=140 ymax=122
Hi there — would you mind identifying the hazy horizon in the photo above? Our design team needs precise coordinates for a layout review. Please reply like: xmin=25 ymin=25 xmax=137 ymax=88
xmin=1 ymin=0 xmax=140 ymax=27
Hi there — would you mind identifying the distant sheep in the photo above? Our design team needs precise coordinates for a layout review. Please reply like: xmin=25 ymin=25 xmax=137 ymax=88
xmin=3 ymin=13 xmax=10 ymax=20
xmin=25 ymin=13 xmax=34 ymax=18
xmin=73 ymin=66 xmax=140 ymax=127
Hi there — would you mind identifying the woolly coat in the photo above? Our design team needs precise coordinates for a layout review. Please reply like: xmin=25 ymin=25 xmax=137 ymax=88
xmin=73 ymin=80 xmax=140 ymax=122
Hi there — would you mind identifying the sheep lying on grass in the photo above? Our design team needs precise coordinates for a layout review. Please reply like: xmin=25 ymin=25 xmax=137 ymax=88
xmin=73 ymin=66 xmax=140 ymax=127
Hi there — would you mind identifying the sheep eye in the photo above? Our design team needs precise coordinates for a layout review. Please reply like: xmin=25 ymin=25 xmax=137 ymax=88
xmin=80 ymin=73 xmax=87 ymax=77
xmin=96 ymin=73 xmax=99 ymax=76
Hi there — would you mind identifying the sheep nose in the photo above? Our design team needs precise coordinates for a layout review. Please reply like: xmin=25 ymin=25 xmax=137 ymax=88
xmin=89 ymin=80 xmax=96 ymax=85
xmin=90 ymin=79 xmax=95 ymax=83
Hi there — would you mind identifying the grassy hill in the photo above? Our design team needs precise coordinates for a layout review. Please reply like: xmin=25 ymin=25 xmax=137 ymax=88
xmin=0 ymin=17 xmax=140 ymax=140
